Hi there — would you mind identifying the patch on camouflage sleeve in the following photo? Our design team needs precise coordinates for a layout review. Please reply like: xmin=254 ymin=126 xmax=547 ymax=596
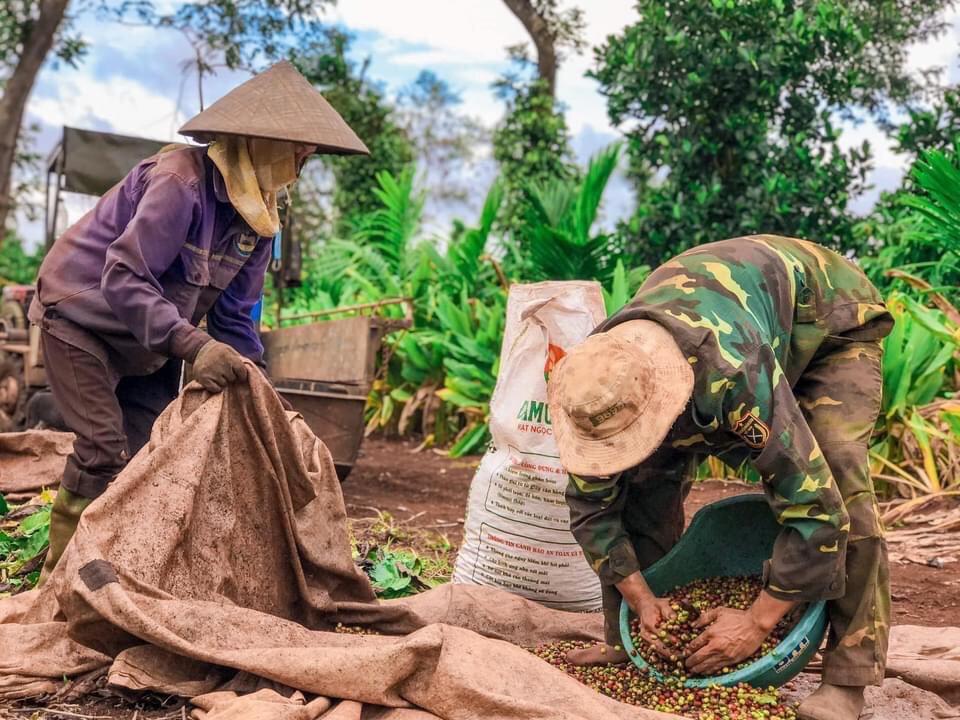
xmin=733 ymin=412 xmax=770 ymax=449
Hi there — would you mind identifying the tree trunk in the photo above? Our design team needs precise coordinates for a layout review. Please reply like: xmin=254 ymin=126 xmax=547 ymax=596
xmin=501 ymin=0 xmax=558 ymax=97
xmin=0 ymin=0 xmax=71 ymax=232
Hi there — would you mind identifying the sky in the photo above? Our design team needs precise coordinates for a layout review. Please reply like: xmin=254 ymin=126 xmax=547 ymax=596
xmin=16 ymin=0 xmax=960 ymax=246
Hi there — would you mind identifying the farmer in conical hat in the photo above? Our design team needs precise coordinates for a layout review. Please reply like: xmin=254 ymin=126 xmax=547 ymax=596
xmin=30 ymin=61 xmax=368 ymax=581
xmin=547 ymin=235 xmax=892 ymax=720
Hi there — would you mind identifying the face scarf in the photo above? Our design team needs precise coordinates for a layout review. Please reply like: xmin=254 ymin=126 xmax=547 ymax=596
xmin=207 ymin=136 xmax=298 ymax=237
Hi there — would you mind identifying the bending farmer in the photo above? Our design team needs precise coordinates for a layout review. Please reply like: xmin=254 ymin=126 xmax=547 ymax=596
xmin=31 ymin=61 xmax=368 ymax=580
xmin=547 ymin=235 xmax=891 ymax=720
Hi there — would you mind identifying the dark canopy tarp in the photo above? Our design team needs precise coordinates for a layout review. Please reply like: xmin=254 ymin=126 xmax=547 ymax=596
xmin=48 ymin=126 xmax=170 ymax=196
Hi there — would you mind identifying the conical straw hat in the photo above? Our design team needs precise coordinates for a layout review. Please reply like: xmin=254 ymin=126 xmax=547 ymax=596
xmin=179 ymin=61 xmax=369 ymax=156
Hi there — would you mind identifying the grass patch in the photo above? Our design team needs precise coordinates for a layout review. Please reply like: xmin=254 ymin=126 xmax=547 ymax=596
xmin=1 ymin=493 xmax=456 ymax=600
xmin=0 ymin=489 xmax=55 ymax=596
xmin=349 ymin=510 xmax=455 ymax=598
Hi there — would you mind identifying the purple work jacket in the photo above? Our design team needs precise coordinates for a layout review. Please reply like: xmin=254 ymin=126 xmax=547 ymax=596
xmin=29 ymin=146 xmax=271 ymax=377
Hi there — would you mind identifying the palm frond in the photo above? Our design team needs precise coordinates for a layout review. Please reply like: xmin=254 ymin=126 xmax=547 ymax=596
xmin=901 ymin=141 xmax=960 ymax=255
xmin=573 ymin=143 xmax=622 ymax=244
xmin=353 ymin=167 xmax=425 ymax=271
xmin=515 ymin=143 xmax=624 ymax=283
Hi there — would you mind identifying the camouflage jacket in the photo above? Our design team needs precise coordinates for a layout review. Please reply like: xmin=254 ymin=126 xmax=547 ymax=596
xmin=567 ymin=235 xmax=893 ymax=602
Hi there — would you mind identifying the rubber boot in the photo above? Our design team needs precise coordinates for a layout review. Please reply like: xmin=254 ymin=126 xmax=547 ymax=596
xmin=797 ymin=683 xmax=865 ymax=720
xmin=37 ymin=487 xmax=94 ymax=585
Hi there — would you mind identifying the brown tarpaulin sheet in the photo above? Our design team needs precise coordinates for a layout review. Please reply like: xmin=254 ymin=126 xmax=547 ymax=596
xmin=0 ymin=374 xmax=673 ymax=720
xmin=0 ymin=430 xmax=72 ymax=501
xmin=1 ymin=373 xmax=957 ymax=718
xmin=886 ymin=625 xmax=960 ymax=705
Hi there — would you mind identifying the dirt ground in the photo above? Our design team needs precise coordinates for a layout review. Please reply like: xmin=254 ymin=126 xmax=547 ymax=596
xmin=1 ymin=437 xmax=956 ymax=719
xmin=345 ymin=437 xmax=960 ymax=627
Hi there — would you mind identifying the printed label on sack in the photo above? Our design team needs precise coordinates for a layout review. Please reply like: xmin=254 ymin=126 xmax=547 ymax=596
xmin=452 ymin=281 xmax=606 ymax=611
xmin=468 ymin=522 xmax=602 ymax=607
xmin=515 ymin=400 xmax=553 ymax=435
xmin=544 ymin=343 xmax=566 ymax=380
xmin=482 ymin=447 xmax=569 ymax=532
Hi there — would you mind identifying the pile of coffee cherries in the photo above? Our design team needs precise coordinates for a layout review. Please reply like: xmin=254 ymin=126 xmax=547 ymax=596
xmin=630 ymin=576 xmax=793 ymax=677
xmin=529 ymin=575 xmax=801 ymax=718
xmin=531 ymin=641 xmax=797 ymax=719
xmin=333 ymin=622 xmax=380 ymax=635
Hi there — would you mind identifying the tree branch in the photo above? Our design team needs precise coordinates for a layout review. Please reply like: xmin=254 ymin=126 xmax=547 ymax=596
xmin=0 ymin=0 xmax=71 ymax=232
xmin=501 ymin=0 xmax=558 ymax=97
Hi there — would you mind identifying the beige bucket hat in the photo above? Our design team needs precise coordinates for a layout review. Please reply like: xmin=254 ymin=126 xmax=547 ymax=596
xmin=179 ymin=61 xmax=369 ymax=155
xmin=547 ymin=320 xmax=695 ymax=476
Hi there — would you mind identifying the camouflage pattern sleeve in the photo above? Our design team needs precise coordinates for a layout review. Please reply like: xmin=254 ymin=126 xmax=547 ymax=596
xmin=726 ymin=344 xmax=850 ymax=602
xmin=566 ymin=471 xmax=639 ymax=586
xmin=566 ymin=449 xmax=687 ymax=586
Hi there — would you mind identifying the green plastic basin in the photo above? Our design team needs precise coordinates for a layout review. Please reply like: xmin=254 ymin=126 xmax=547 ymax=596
xmin=619 ymin=494 xmax=828 ymax=688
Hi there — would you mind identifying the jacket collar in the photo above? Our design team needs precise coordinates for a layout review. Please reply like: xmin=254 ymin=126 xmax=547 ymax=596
xmin=211 ymin=161 xmax=231 ymax=205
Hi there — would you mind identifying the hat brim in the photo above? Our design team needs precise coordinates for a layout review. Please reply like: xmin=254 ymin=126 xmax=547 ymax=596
xmin=178 ymin=61 xmax=370 ymax=157
xmin=180 ymin=130 xmax=370 ymax=157
xmin=548 ymin=320 xmax=694 ymax=477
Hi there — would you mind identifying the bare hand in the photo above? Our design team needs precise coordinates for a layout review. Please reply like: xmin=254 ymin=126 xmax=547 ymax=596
xmin=684 ymin=607 xmax=768 ymax=676
xmin=622 ymin=593 xmax=676 ymax=658
xmin=639 ymin=596 xmax=680 ymax=658
xmin=616 ymin=572 xmax=678 ymax=658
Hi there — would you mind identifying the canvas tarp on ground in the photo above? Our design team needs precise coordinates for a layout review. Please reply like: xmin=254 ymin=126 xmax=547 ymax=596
xmin=0 ymin=372 xmax=957 ymax=719
xmin=0 ymin=429 xmax=72 ymax=501
xmin=0 ymin=373 xmax=673 ymax=720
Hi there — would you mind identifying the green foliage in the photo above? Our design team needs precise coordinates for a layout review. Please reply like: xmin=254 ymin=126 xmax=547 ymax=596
xmin=593 ymin=0 xmax=955 ymax=266
xmin=339 ymin=167 xmax=426 ymax=298
xmin=294 ymin=29 xmax=414 ymax=236
xmin=602 ymin=259 xmax=649 ymax=315
xmin=902 ymin=143 xmax=960 ymax=259
xmin=351 ymin=511 xmax=453 ymax=598
xmin=0 ymin=232 xmax=41 ymax=284
xmin=293 ymin=151 xmax=641 ymax=457
xmin=871 ymin=293 xmax=960 ymax=495
xmin=362 ymin=547 xmax=439 ymax=598
xmin=892 ymin=87 xmax=960 ymax=159
xmin=881 ymin=293 xmax=956 ymax=418
xmin=397 ymin=71 xmax=488 ymax=211
xmin=492 ymin=77 xmax=578 ymax=230
xmin=432 ymin=291 xmax=505 ymax=457
xmin=108 ymin=0 xmax=335 ymax=72
xmin=0 ymin=0 xmax=86 ymax=77
xmin=0 ymin=493 xmax=53 ymax=595
xmin=862 ymin=143 xmax=960 ymax=301
xmin=510 ymin=144 xmax=632 ymax=283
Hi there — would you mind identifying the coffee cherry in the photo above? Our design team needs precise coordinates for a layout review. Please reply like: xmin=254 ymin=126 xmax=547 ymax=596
xmin=527 ymin=575 xmax=801 ymax=719
xmin=529 ymin=639 xmax=797 ymax=719
xmin=629 ymin=576 xmax=793 ymax=678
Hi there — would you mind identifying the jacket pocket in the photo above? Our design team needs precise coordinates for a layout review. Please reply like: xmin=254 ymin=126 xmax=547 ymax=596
xmin=181 ymin=245 xmax=211 ymax=287
xmin=210 ymin=231 xmax=261 ymax=290
xmin=794 ymin=268 xmax=818 ymax=323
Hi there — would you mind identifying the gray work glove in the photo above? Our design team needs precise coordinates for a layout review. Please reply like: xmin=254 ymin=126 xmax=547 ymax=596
xmin=193 ymin=340 xmax=248 ymax=392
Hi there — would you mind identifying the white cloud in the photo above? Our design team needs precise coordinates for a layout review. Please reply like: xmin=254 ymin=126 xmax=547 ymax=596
xmin=29 ymin=71 xmax=188 ymax=142
xmin=388 ymin=49 xmax=471 ymax=67
xmin=14 ymin=0 xmax=960 ymax=245
xmin=906 ymin=10 xmax=960 ymax=79
xmin=331 ymin=2 xmax=527 ymax=64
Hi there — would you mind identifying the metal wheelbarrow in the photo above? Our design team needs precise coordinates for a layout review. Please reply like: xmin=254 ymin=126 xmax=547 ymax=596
xmin=262 ymin=298 xmax=412 ymax=481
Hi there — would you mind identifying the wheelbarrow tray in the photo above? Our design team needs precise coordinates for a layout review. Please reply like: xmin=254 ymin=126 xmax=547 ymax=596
xmin=272 ymin=379 xmax=365 ymax=482
xmin=263 ymin=314 xmax=396 ymax=480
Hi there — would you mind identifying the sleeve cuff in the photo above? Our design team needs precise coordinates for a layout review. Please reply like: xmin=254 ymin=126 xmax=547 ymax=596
xmin=170 ymin=324 xmax=212 ymax=363
xmin=597 ymin=540 xmax=643 ymax=586
xmin=763 ymin=554 xmax=846 ymax=603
